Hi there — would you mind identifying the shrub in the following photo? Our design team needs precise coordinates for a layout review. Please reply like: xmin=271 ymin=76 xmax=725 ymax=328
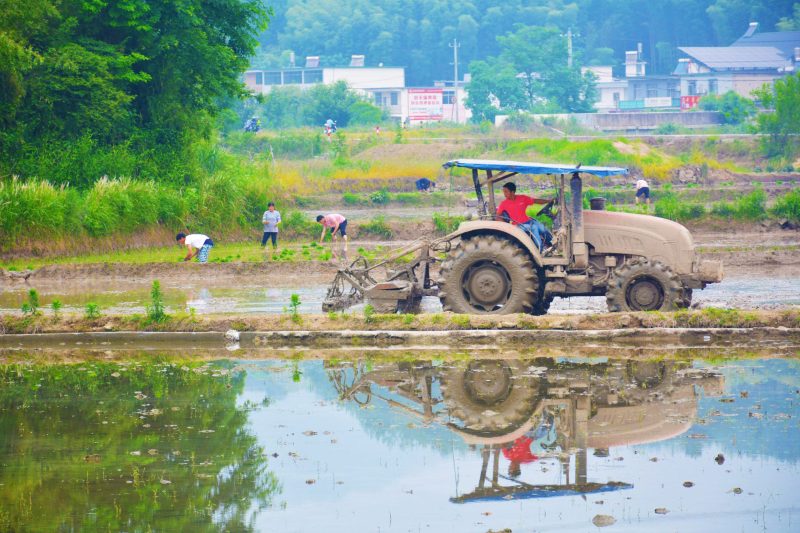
xmin=771 ymin=189 xmax=800 ymax=222
xmin=146 ymin=280 xmax=168 ymax=323
xmin=360 ymin=215 xmax=393 ymax=238
xmin=85 ymin=302 xmax=101 ymax=319
xmin=51 ymin=299 xmax=62 ymax=318
xmin=433 ymin=213 xmax=465 ymax=234
xmin=732 ymin=188 xmax=766 ymax=221
xmin=369 ymin=189 xmax=390 ymax=205
xmin=654 ymin=192 xmax=705 ymax=221
xmin=282 ymin=211 xmax=318 ymax=239
xmin=288 ymin=293 xmax=302 ymax=324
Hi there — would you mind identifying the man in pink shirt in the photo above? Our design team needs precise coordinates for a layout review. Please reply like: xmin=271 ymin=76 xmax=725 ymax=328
xmin=316 ymin=213 xmax=348 ymax=260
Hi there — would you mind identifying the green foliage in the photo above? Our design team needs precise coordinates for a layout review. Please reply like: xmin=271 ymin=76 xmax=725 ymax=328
xmin=710 ymin=189 xmax=767 ymax=221
xmin=394 ymin=124 xmax=405 ymax=144
xmin=432 ymin=213 xmax=466 ymax=234
xmin=146 ymin=280 xmax=168 ymax=324
xmin=21 ymin=289 xmax=40 ymax=316
xmin=281 ymin=212 xmax=317 ymax=239
xmin=369 ymin=189 xmax=390 ymax=205
xmin=699 ymin=91 xmax=755 ymax=125
xmin=0 ymin=360 xmax=277 ymax=530
xmin=654 ymin=123 xmax=680 ymax=135
xmin=360 ymin=215 xmax=393 ymax=238
xmin=1 ymin=0 xmax=270 ymax=187
xmin=288 ymin=293 xmax=302 ymax=324
xmin=756 ymin=73 xmax=800 ymax=157
xmin=771 ymin=189 xmax=800 ymax=222
xmin=84 ymin=302 xmax=101 ymax=320
xmin=51 ymin=299 xmax=62 ymax=318
xmin=252 ymin=0 xmax=781 ymax=86
xmin=363 ymin=304 xmax=376 ymax=324
xmin=252 ymin=82 xmax=384 ymax=129
xmin=654 ymin=192 xmax=706 ymax=221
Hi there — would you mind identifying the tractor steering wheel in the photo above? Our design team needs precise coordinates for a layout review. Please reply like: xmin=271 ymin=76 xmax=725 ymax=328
xmin=537 ymin=199 xmax=557 ymax=220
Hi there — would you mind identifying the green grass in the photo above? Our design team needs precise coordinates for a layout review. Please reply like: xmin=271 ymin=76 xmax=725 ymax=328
xmin=0 ymin=240 xmax=370 ymax=270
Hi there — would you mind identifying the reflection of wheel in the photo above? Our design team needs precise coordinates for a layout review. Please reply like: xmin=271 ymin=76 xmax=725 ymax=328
xmin=440 ymin=360 xmax=541 ymax=436
xmin=439 ymin=236 xmax=539 ymax=314
xmin=606 ymin=258 xmax=682 ymax=312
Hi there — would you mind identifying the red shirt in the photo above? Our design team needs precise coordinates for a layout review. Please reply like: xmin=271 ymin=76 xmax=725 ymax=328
xmin=497 ymin=194 xmax=535 ymax=224
xmin=501 ymin=436 xmax=539 ymax=464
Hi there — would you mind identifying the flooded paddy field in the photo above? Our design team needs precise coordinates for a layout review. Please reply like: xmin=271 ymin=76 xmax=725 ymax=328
xmin=2 ymin=274 xmax=798 ymax=316
xmin=0 ymin=347 xmax=798 ymax=532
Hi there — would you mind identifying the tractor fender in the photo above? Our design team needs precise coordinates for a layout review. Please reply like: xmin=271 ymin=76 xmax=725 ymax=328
xmin=445 ymin=220 xmax=544 ymax=267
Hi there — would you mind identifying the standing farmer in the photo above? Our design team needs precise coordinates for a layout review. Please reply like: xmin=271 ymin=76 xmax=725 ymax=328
xmin=261 ymin=202 xmax=282 ymax=252
xmin=176 ymin=233 xmax=214 ymax=263
xmin=316 ymin=213 xmax=348 ymax=261
xmin=635 ymin=178 xmax=651 ymax=206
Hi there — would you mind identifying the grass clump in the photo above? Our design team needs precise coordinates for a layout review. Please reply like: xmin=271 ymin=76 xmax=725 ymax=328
xmin=771 ymin=188 xmax=800 ymax=222
xmin=287 ymin=294 xmax=302 ymax=324
xmin=85 ymin=302 xmax=101 ymax=320
xmin=363 ymin=304 xmax=376 ymax=324
xmin=432 ymin=213 xmax=466 ymax=234
xmin=20 ymin=289 xmax=41 ymax=316
xmin=360 ymin=215 xmax=393 ymax=238
xmin=51 ymin=299 xmax=62 ymax=319
xmin=146 ymin=280 xmax=169 ymax=324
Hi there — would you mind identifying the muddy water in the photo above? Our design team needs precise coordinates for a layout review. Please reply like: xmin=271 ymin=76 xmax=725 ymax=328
xmin=2 ymin=275 xmax=798 ymax=315
xmin=0 ymin=351 xmax=798 ymax=532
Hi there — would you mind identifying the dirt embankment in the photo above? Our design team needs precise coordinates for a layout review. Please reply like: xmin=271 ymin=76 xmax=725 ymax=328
xmin=2 ymin=308 xmax=798 ymax=335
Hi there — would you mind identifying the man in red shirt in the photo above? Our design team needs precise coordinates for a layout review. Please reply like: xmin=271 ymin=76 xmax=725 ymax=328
xmin=496 ymin=182 xmax=551 ymax=250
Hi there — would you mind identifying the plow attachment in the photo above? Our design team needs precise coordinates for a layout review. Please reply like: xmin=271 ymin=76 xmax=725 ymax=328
xmin=322 ymin=239 xmax=444 ymax=313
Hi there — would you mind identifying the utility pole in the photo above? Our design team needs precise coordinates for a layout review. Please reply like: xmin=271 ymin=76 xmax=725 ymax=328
xmin=566 ymin=28 xmax=573 ymax=68
xmin=449 ymin=38 xmax=460 ymax=123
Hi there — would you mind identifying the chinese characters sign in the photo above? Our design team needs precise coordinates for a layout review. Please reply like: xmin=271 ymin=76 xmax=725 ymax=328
xmin=408 ymin=89 xmax=443 ymax=120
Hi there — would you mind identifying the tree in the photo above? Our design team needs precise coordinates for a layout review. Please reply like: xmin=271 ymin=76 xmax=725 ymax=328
xmin=1 ymin=0 xmax=270 ymax=185
xmin=755 ymin=73 xmax=800 ymax=156
xmin=464 ymin=58 xmax=527 ymax=122
xmin=497 ymin=25 xmax=597 ymax=113
xmin=698 ymin=91 xmax=755 ymax=124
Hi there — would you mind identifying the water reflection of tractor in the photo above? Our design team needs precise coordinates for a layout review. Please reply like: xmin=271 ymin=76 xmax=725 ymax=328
xmin=323 ymin=160 xmax=723 ymax=314
xmin=326 ymin=358 xmax=723 ymax=502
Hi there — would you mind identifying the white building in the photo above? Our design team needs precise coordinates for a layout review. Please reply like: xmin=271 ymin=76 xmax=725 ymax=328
xmin=244 ymin=55 xmax=471 ymax=124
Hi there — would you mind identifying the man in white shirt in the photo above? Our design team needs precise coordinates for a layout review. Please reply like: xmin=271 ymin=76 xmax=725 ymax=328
xmin=635 ymin=178 xmax=651 ymax=206
xmin=176 ymin=233 xmax=214 ymax=263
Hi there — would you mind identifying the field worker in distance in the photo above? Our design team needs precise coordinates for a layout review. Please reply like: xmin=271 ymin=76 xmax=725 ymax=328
xmin=635 ymin=177 xmax=651 ymax=206
xmin=176 ymin=232 xmax=214 ymax=263
xmin=415 ymin=177 xmax=436 ymax=192
xmin=316 ymin=213 xmax=348 ymax=261
xmin=261 ymin=201 xmax=282 ymax=252
xmin=496 ymin=182 xmax=551 ymax=251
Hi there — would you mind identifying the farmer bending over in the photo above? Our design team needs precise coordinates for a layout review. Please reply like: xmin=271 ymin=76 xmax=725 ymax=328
xmin=316 ymin=213 xmax=348 ymax=260
xmin=496 ymin=182 xmax=551 ymax=251
xmin=176 ymin=232 xmax=214 ymax=263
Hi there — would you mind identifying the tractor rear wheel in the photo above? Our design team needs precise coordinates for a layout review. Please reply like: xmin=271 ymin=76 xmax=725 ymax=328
xmin=606 ymin=258 xmax=682 ymax=312
xmin=439 ymin=236 xmax=540 ymax=314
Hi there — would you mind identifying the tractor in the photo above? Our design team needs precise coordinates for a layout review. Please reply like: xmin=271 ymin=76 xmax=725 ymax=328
xmin=322 ymin=159 xmax=723 ymax=314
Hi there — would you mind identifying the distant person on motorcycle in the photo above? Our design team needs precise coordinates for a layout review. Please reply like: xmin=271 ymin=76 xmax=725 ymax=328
xmin=496 ymin=182 xmax=551 ymax=251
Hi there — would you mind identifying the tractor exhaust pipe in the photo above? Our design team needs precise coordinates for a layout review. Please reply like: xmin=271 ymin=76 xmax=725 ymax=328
xmin=570 ymin=171 xmax=588 ymax=268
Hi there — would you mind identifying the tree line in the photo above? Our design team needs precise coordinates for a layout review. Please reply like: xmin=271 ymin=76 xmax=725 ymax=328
xmin=254 ymin=0 xmax=796 ymax=85
xmin=0 ymin=0 xmax=269 ymax=187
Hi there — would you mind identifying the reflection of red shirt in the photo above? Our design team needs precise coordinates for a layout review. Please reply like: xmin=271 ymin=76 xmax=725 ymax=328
xmin=497 ymin=195 xmax=535 ymax=224
xmin=501 ymin=436 xmax=539 ymax=464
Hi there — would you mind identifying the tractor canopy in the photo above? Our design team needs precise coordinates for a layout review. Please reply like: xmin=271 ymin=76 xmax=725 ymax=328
xmin=443 ymin=159 xmax=629 ymax=177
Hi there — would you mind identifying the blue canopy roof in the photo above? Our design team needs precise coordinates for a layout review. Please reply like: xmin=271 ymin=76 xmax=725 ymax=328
xmin=443 ymin=159 xmax=628 ymax=177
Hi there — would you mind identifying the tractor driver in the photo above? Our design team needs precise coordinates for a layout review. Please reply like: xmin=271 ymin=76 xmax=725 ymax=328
xmin=496 ymin=182 xmax=551 ymax=251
